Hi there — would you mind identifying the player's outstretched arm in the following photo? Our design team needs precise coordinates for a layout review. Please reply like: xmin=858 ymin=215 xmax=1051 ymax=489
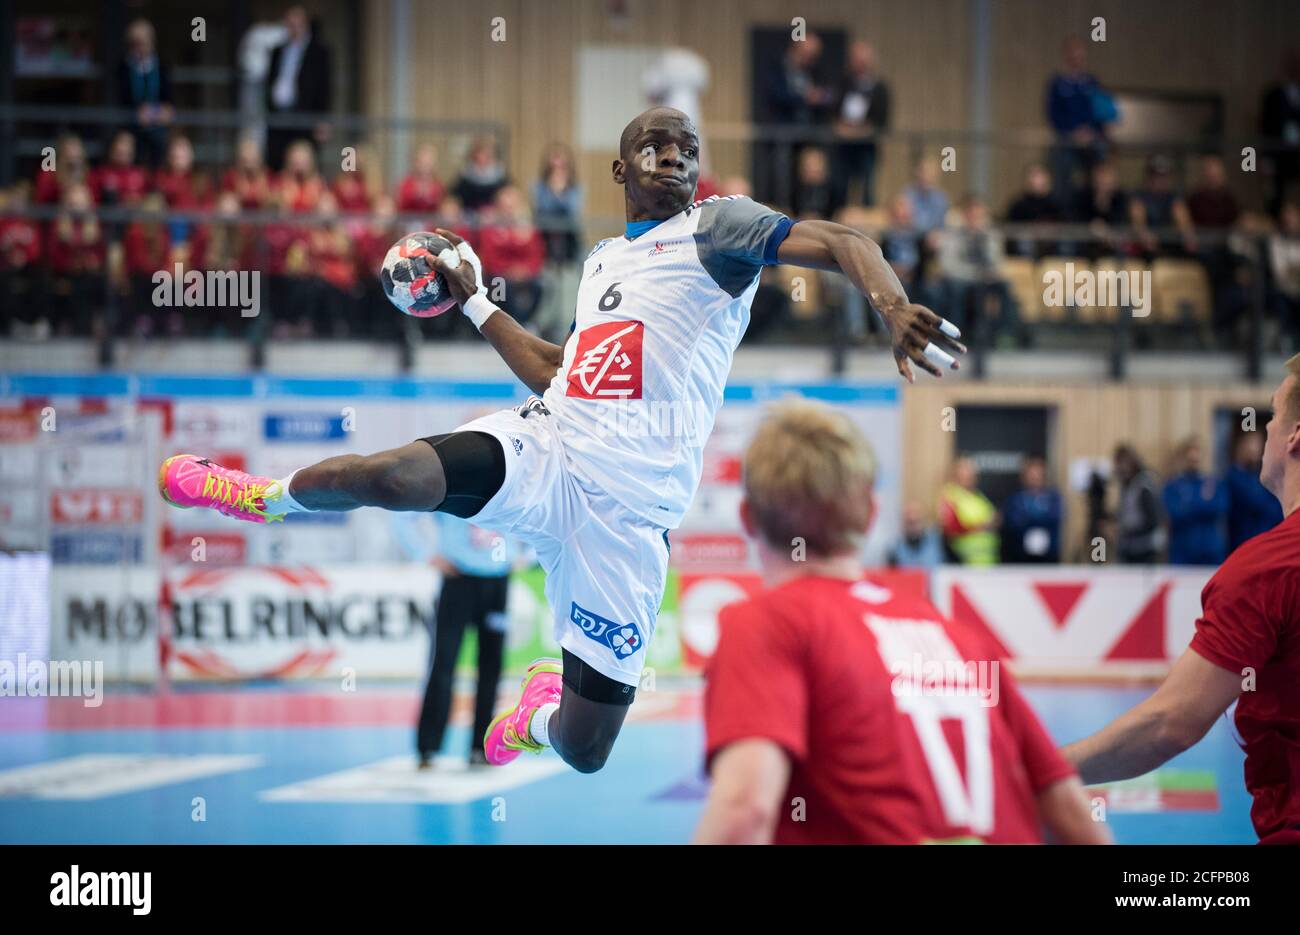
xmin=1062 ymin=647 xmax=1241 ymax=785
xmin=776 ymin=219 xmax=966 ymax=382
xmin=431 ymin=229 xmax=564 ymax=397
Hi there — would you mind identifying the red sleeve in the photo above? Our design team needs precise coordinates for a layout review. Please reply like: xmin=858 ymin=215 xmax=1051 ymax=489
xmin=1189 ymin=558 xmax=1280 ymax=675
xmin=998 ymin=666 xmax=1076 ymax=793
xmin=704 ymin=600 xmax=808 ymax=771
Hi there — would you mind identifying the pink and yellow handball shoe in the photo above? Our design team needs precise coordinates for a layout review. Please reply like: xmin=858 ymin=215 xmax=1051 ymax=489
xmin=157 ymin=454 xmax=286 ymax=524
xmin=483 ymin=658 xmax=563 ymax=765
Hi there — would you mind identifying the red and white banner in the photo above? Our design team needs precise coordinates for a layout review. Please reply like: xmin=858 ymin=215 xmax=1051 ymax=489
xmin=931 ymin=566 xmax=1213 ymax=675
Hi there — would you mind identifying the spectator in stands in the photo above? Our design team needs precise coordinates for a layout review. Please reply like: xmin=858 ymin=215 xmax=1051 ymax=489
xmin=116 ymin=19 xmax=174 ymax=168
xmin=1072 ymin=160 xmax=1131 ymax=259
xmin=46 ymin=183 xmax=105 ymax=336
xmin=154 ymin=135 xmax=211 ymax=210
xmin=331 ymin=144 xmax=377 ymax=217
xmin=265 ymin=4 xmax=333 ymax=171
xmin=881 ymin=193 xmax=922 ymax=291
xmin=938 ymin=194 xmax=1022 ymax=346
xmin=1162 ymin=438 xmax=1227 ymax=566
xmin=887 ymin=501 xmax=944 ymax=570
xmin=222 ymin=136 xmax=274 ymax=210
xmin=1187 ymin=154 xmax=1245 ymax=335
xmin=454 ymin=137 xmax=508 ymax=213
xmin=277 ymin=139 xmax=325 ymax=213
xmin=0 ymin=183 xmax=44 ymax=334
xmin=939 ymin=456 xmax=1000 ymax=566
xmin=91 ymin=131 xmax=150 ymax=208
xmin=902 ymin=156 xmax=949 ymax=236
xmin=1260 ymin=49 xmax=1300 ymax=217
xmin=791 ymin=147 xmax=836 ymax=219
xmin=1005 ymin=163 xmax=1062 ymax=258
xmin=1187 ymin=154 xmax=1240 ymax=231
xmin=34 ymin=133 xmax=89 ymax=206
xmin=477 ymin=185 xmax=545 ymax=327
xmin=1225 ymin=430 xmax=1283 ymax=554
xmin=1112 ymin=444 xmax=1163 ymax=564
xmin=531 ymin=143 xmax=584 ymax=343
xmin=832 ymin=40 xmax=890 ymax=208
xmin=306 ymin=191 xmax=359 ymax=337
xmin=1130 ymin=155 xmax=1195 ymax=259
xmin=122 ymin=192 xmax=171 ymax=336
xmin=1271 ymin=202 xmax=1300 ymax=348
xmin=1045 ymin=36 xmax=1115 ymax=206
xmin=1001 ymin=456 xmax=1062 ymax=564
xmin=395 ymin=143 xmax=447 ymax=217
xmin=755 ymin=32 xmax=833 ymax=206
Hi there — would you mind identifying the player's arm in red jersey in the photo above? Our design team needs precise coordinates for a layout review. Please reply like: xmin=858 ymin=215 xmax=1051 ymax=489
xmin=432 ymin=228 xmax=565 ymax=396
xmin=693 ymin=739 xmax=792 ymax=845
xmin=1038 ymin=776 xmax=1111 ymax=844
xmin=776 ymin=219 xmax=966 ymax=382
xmin=696 ymin=601 xmax=808 ymax=845
xmin=1062 ymin=648 xmax=1242 ymax=784
xmin=997 ymin=661 xmax=1112 ymax=843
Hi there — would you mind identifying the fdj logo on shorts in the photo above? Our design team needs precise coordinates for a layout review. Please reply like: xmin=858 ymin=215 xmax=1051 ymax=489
xmin=570 ymin=602 xmax=644 ymax=658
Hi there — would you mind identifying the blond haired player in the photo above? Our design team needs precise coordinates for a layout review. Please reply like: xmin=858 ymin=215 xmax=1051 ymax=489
xmin=696 ymin=400 xmax=1106 ymax=844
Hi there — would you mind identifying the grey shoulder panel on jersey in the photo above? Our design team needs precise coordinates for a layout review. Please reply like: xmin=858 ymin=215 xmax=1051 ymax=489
xmin=693 ymin=196 xmax=790 ymax=298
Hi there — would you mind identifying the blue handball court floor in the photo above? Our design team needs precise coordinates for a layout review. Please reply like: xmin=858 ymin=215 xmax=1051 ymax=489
xmin=0 ymin=682 xmax=1256 ymax=844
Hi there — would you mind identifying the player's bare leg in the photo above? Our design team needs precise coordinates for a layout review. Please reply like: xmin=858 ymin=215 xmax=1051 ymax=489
xmin=158 ymin=431 xmax=504 ymax=522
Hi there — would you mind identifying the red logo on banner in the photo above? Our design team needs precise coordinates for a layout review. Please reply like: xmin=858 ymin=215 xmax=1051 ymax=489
xmin=566 ymin=320 xmax=644 ymax=399
xmin=51 ymin=489 xmax=144 ymax=524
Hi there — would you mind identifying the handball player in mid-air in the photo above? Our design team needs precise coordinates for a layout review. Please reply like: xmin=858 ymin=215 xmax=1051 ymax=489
xmin=157 ymin=106 xmax=965 ymax=773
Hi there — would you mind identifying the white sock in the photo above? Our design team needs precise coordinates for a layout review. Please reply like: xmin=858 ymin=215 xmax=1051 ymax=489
xmin=266 ymin=470 xmax=313 ymax=513
xmin=529 ymin=703 xmax=559 ymax=747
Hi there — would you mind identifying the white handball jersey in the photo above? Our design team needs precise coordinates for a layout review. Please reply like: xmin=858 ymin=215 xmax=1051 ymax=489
xmin=540 ymin=195 xmax=794 ymax=529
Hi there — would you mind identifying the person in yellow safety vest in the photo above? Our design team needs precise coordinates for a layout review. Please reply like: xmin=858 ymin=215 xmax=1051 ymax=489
xmin=939 ymin=456 xmax=1000 ymax=565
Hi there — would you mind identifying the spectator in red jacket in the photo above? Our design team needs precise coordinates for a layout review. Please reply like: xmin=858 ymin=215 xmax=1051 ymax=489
xmin=395 ymin=142 xmax=447 ymax=217
xmin=277 ymin=139 xmax=326 ymax=214
xmin=222 ymin=136 xmax=274 ymax=210
xmin=46 ymin=183 xmax=106 ymax=335
xmin=154 ymin=135 xmax=211 ymax=210
xmin=34 ymin=133 xmax=91 ymax=206
xmin=0 ymin=183 xmax=44 ymax=334
xmin=122 ymin=192 xmax=171 ymax=335
xmin=91 ymin=130 xmax=151 ymax=208
xmin=332 ymin=143 xmax=377 ymax=215
xmin=477 ymin=184 xmax=544 ymax=326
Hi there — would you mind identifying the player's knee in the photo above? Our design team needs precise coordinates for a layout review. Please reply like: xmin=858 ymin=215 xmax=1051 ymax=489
xmin=555 ymin=732 xmax=618 ymax=774
xmin=562 ymin=746 xmax=612 ymax=774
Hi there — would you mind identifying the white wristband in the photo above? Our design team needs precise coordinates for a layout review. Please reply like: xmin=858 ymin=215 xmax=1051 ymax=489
xmin=463 ymin=293 xmax=499 ymax=330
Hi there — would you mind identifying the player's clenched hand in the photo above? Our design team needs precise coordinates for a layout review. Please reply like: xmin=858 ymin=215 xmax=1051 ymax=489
xmin=429 ymin=228 xmax=484 ymax=307
xmin=881 ymin=302 xmax=966 ymax=382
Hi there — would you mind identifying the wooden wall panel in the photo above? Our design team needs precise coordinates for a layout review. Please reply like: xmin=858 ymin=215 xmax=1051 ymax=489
xmin=899 ymin=379 xmax=1278 ymax=560
xmin=360 ymin=0 xmax=1298 ymax=223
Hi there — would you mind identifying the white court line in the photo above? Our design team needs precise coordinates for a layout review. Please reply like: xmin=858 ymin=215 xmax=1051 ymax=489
xmin=260 ymin=754 xmax=567 ymax=805
xmin=0 ymin=753 xmax=263 ymax=800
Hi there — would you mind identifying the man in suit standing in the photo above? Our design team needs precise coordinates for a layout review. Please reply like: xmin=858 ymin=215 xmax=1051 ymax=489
xmin=265 ymin=5 xmax=332 ymax=171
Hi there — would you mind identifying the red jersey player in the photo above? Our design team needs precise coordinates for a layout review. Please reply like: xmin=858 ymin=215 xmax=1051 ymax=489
xmin=695 ymin=400 xmax=1106 ymax=844
xmin=1065 ymin=358 xmax=1300 ymax=844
